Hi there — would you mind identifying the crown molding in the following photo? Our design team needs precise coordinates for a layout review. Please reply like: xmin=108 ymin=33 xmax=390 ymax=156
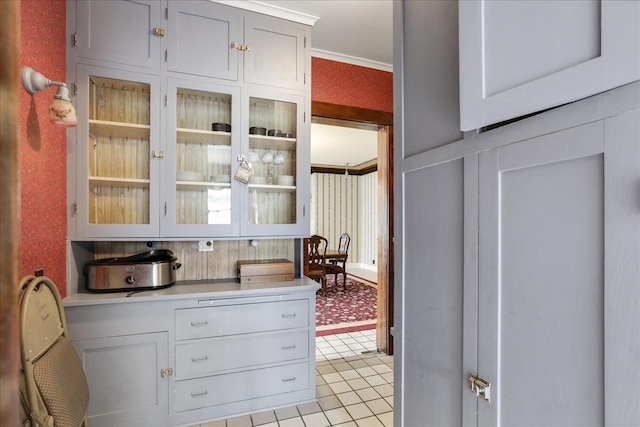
xmin=213 ymin=0 xmax=319 ymax=26
xmin=312 ymin=49 xmax=393 ymax=72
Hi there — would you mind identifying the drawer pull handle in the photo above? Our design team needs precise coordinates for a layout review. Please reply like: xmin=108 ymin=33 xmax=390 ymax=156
xmin=190 ymin=320 xmax=208 ymax=327
xmin=281 ymin=313 xmax=296 ymax=319
xmin=281 ymin=376 xmax=297 ymax=382
xmin=281 ymin=345 xmax=296 ymax=350
xmin=191 ymin=390 xmax=208 ymax=398
xmin=191 ymin=356 xmax=209 ymax=363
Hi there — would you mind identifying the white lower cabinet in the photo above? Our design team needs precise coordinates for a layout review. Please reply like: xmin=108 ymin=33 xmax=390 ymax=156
xmin=64 ymin=281 xmax=318 ymax=427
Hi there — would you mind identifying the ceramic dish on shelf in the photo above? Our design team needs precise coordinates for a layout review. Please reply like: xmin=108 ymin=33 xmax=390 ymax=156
xmin=250 ymin=176 xmax=266 ymax=184
xmin=176 ymin=171 xmax=205 ymax=182
xmin=249 ymin=126 xmax=267 ymax=135
xmin=212 ymin=122 xmax=231 ymax=132
xmin=276 ymin=175 xmax=295 ymax=186
xmin=210 ymin=174 xmax=231 ymax=183
xmin=280 ymin=132 xmax=294 ymax=138
xmin=267 ymin=129 xmax=282 ymax=137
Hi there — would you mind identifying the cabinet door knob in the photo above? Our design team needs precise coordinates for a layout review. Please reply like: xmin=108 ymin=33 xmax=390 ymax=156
xmin=152 ymin=150 xmax=164 ymax=159
xmin=152 ymin=27 xmax=165 ymax=37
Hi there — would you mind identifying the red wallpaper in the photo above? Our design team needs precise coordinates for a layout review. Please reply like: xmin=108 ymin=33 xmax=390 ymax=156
xmin=311 ymin=57 xmax=393 ymax=113
xmin=19 ymin=0 xmax=68 ymax=296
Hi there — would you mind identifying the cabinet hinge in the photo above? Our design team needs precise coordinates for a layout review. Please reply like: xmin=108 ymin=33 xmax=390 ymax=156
xmin=304 ymin=73 xmax=306 ymax=85
xmin=73 ymin=202 xmax=77 ymax=216
xmin=165 ymin=94 xmax=168 ymax=107
xmin=164 ymin=202 xmax=167 ymax=216
xmin=73 ymin=82 xmax=78 ymax=96
xmin=73 ymin=32 xmax=78 ymax=47
xmin=165 ymin=49 xmax=168 ymax=62
xmin=160 ymin=368 xmax=173 ymax=378
xmin=165 ymin=6 xmax=168 ymax=19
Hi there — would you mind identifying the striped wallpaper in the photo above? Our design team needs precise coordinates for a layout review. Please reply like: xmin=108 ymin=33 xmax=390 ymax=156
xmin=311 ymin=172 xmax=378 ymax=267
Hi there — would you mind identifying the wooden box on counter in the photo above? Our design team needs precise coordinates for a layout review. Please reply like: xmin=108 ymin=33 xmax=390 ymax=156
xmin=237 ymin=259 xmax=294 ymax=284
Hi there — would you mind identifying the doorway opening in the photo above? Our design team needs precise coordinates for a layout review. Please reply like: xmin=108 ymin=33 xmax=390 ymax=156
xmin=310 ymin=102 xmax=393 ymax=355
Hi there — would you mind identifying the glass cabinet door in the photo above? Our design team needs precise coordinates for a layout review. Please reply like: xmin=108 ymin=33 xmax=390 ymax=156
xmin=164 ymin=78 xmax=240 ymax=237
xmin=242 ymin=91 xmax=308 ymax=236
xmin=75 ymin=65 xmax=161 ymax=238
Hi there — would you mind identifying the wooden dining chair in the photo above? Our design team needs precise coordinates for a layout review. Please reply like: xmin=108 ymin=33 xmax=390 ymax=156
xmin=326 ymin=232 xmax=351 ymax=290
xmin=306 ymin=234 xmax=328 ymax=294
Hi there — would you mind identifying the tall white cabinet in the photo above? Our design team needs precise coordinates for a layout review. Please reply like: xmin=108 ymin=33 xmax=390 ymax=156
xmin=64 ymin=1 xmax=318 ymax=425
xmin=395 ymin=1 xmax=640 ymax=426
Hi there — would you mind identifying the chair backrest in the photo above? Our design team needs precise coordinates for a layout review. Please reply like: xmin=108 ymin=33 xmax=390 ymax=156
xmin=337 ymin=233 xmax=351 ymax=256
xmin=19 ymin=275 xmax=90 ymax=427
xmin=308 ymin=235 xmax=328 ymax=268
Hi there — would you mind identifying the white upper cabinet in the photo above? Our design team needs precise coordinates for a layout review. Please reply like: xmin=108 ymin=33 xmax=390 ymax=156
xmin=459 ymin=0 xmax=640 ymax=131
xmin=73 ymin=0 xmax=165 ymax=69
xmin=166 ymin=1 xmax=242 ymax=81
xmin=243 ymin=14 xmax=308 ymax=91
xmin=166 ymin=1 xmax=309 ymax=91
xmin=67 ymin=0 xmax=312 ymax=240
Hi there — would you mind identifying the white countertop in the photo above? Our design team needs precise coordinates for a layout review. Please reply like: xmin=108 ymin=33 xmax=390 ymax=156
xmin=63 ymin=277 xmax=320 ymax=307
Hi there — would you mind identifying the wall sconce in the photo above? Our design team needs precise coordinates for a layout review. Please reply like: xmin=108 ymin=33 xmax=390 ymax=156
xmin=21 ymin=67 xmax=78 ymax=127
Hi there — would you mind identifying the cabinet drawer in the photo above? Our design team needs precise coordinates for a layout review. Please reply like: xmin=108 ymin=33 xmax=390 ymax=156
xmin=174 ymin=362 xmax=309 ymax=412
xmin=175 ymin=330 xmax=308 ymax=379
xmin=175 ymin=300 xmax=308 ymax=340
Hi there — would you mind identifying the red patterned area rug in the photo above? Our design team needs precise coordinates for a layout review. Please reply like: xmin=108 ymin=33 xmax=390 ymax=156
xmin=316 ymin=276 xmax=377 ymax=336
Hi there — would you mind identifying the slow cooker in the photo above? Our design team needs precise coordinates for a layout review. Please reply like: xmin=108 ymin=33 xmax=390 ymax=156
xmin=84 ymin=249 xmax=182 ymax=292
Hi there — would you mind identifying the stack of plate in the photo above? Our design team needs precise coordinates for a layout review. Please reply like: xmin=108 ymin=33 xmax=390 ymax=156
xmin=250 ymin=176 xmax=266 ymax=184
xmin=211 ymin=174 xmax=231 ymax=183
xmin=276 ymin=175 xmax=294 ymax=186
xmin=177 ymin=171 xmax=205 ymax=182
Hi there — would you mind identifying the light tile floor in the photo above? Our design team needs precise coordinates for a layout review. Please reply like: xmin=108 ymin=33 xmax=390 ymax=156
xmin=192 ymin=329 xmax=393 ymax=427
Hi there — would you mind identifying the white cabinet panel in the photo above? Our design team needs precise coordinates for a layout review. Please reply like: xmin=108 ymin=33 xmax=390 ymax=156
xmin=72 ymin=332 xmax=169 ymax=427
xmin=244 ymin=14 xmax=307 ymax=91
xmin=175 ymin=299 xmax=308 ymax=340
xmin=459 ymin=0 xmax=640 ymax=130
xmin=74 ymin=0 xmax=164 ymax=69
xmin=401 ymin=158 xmax=465 ymax=426
xmin=477 ymin=117 xmax=640 ymax=425
xmin=175 ymin=330 xmax=308 ymax=379
xmin=174 ymin=362 xmax=309 ymax=412
xmin=166 ymin=1 xmax=241 ymax=80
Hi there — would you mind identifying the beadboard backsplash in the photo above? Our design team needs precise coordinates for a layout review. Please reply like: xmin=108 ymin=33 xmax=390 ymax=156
xmin=94 ymin=239 xmax=294 ymax=281
xmin=311 ymin=172 xmax=378 ymax=266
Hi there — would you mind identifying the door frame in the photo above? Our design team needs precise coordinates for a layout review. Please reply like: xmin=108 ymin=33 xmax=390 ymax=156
xmin=311 ymin=101 xmax=394 ymax=354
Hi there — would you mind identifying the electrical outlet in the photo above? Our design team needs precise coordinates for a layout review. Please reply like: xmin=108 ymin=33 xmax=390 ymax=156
xmin=198 ymin=240 xmax=214 ymax=252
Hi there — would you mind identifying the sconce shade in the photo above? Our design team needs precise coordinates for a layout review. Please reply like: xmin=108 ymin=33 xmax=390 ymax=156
xmin=50 ymin=88 xmax=78 ymax=127
xmin=22 ymin=66 xmax=77 ymax=127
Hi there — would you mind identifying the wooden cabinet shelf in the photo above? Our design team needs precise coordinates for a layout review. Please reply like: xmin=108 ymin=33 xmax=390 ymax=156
xmin=176 ymin=181 xmax=231 ymax=190
xmin=177 ymin=128 xmax=232 ymax=146
xmin=89 ymin=176 xmax=150 ymax=188
xmin=249 ymin=134 xmax=296 ymax=151
xmin=249 ymin=184 xmax=296 ymax=192
xmin=89 ymin=120 xmax=150 ymax=140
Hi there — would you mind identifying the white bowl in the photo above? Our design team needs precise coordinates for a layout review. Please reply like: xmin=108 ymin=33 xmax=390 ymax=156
xmin=276 ymin=175 xmax=295 ymax=185
xmin=211 ymin=174 xmax=231 ymax=183
xmin=177 ymin=171 xmax=205 ymax=182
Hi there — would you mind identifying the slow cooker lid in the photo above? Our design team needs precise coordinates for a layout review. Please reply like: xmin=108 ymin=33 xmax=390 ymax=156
xmin=86 ymin=249 xmax=176 ymax=266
